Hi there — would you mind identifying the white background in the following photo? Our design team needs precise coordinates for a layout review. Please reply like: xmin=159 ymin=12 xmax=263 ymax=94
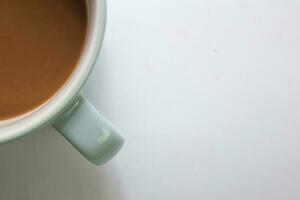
xmin=1 ymin=0 xmax=300 ymax=199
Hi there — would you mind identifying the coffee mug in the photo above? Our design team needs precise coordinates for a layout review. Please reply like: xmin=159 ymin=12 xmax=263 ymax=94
xmin=0 ymin=0 xmax=124 ymax=165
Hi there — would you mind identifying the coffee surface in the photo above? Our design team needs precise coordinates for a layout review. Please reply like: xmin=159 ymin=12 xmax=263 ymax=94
xmin=0 ymin=0 xmax=87 ymax=120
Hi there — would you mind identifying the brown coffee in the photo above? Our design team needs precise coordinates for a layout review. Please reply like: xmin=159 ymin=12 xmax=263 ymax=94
xmin=0 ymin=0 xmax=87 ymax=120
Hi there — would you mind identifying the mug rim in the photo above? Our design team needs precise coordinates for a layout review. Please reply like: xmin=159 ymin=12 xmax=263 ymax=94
xmin=0 ymin=0 xmax=106 ymax=143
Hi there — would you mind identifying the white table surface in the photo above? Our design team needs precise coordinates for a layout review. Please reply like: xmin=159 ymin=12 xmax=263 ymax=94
xmin=1 ymin=0 xmax=300 ymax=199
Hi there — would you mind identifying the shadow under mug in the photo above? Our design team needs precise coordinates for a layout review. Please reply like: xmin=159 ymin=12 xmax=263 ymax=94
xmin=0 ymin=0 xmax=124 ymax=165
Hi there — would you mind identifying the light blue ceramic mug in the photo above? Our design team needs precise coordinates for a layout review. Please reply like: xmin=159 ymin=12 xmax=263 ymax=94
xmin=0 ymin=0 xmax=124 ymax=165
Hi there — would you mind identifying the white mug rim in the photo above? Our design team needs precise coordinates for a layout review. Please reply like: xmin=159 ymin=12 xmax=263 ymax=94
xmin=0 ymin=0 xmax=106 ymax=143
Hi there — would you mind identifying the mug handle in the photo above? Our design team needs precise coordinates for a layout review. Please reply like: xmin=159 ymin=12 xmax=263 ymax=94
xmin=53 ymin=95 xmax=124 ymax=165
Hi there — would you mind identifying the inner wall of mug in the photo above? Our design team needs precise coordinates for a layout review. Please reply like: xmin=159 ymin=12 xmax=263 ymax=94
xmin=0 ymin=0 xmax=92 ymax=126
